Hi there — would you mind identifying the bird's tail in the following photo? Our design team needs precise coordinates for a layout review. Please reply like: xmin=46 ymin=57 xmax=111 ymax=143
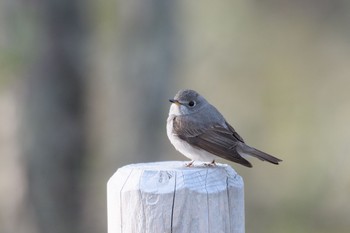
xmin=237 ymin=143 xmax=282 ymax=165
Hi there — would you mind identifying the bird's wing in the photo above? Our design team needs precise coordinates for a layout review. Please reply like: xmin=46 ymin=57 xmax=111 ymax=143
xmin=224 ymin=121 xmax=245 ymax=143
xmin=173 ymin=117 xmax=252 ymax=167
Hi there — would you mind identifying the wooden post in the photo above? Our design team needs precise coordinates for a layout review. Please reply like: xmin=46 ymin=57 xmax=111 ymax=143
xmin=107 ymin=161 xmax=245 ymax=233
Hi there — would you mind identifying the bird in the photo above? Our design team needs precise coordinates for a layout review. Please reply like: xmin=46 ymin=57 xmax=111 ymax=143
xmin=166 ymin=89 xmax=282 ymax=167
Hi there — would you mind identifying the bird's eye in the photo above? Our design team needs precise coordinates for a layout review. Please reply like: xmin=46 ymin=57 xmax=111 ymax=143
xmin=188 ymin=101 xmax=196 ymax=107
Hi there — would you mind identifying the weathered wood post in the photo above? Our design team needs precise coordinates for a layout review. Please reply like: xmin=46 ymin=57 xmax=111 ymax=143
xmin=107 ymin=161 xmax=244 ymax=233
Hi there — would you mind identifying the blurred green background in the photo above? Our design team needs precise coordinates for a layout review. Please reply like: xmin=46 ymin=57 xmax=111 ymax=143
xmin=1 ymin=0 xmax=350 ymax=233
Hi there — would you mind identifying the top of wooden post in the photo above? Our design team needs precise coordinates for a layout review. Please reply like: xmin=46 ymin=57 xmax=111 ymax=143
xmin=108 ymin=161 xmax=243 ymax=195
xmin=107 ymin=161 xmax=245 ymax=233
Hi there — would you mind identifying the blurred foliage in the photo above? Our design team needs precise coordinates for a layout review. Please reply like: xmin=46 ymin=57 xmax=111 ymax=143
xmin=0 ymin=0 xmax=350 ymax=233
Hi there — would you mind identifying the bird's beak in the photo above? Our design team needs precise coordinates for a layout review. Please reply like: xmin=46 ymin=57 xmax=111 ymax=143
xmin=169 ymin=99 xmax=181 ymax=106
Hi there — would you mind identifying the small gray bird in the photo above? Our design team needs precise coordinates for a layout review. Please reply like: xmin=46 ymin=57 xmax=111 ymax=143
xmin=167 ymin=89 xmax=282 ymax=167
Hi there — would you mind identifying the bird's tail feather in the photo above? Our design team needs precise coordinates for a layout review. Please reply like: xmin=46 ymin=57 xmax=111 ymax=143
xmin=237 ymin=143 xmax=282 ymax=165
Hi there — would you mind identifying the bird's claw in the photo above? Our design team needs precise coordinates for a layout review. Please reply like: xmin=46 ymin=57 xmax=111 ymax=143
xmin=185 ymin=160 xmax=194 ymax=167
xmin=204 ymin=160 xmax=216 ymax=167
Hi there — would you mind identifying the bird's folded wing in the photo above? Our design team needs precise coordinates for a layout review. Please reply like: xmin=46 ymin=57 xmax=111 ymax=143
xmin=224 ymin=121 xmax=245 ymax=143
xmin=173 ymin=118 xmax=252 ymax=167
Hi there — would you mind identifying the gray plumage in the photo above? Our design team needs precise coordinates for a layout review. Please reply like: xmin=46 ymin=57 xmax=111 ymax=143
xmin=167 ymin=89 xmax=282 ymax=167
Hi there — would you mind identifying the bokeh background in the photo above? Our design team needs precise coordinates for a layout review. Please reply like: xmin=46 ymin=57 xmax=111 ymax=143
xmin=1 ymin=0 xmax=350 ymax=232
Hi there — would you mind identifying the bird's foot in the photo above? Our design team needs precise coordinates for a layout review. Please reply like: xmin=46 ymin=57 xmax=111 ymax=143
xmin=185 ymin=160 xmax=195 ymax=167
xmin=204 ymin=160 xmax=216 ymax=167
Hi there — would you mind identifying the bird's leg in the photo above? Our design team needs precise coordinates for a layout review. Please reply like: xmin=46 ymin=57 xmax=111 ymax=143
xmin=204 ymin=160 xmax=216 ymax=167
xmin=185 ymin=160 xmax=195 ymax=167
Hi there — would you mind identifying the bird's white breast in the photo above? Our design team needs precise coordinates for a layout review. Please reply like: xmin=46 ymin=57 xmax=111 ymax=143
xmin=167 ymin=106 xmax=216 ymax=162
